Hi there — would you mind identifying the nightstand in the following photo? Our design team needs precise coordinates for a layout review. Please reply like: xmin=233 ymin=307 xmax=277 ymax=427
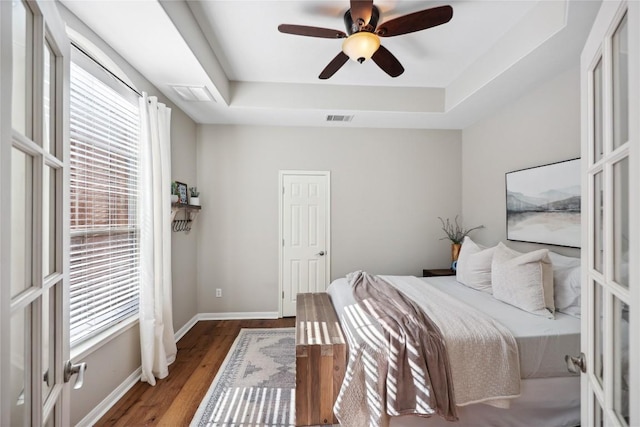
xmin=423 ymin=268 xmax=456 ymax=277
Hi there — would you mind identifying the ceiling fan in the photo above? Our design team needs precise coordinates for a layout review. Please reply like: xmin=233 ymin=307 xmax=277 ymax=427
xmin=278 ymin=0 xmax=453 ymax=79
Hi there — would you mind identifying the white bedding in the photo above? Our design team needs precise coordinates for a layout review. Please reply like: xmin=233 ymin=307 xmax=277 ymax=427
xmin=389 ymin=376 xmax=580 ymax=427
xmin=419 ymin=276 xmax=581 ymax=379
xmin=333 ymin=273 xmax=521 ymax=427
xmin=327 ymin=274 xmax=582 ymax=426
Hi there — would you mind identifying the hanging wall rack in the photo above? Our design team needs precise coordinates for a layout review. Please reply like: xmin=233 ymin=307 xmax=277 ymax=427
xmin=171 ymin=203 xmax=201 ymax=233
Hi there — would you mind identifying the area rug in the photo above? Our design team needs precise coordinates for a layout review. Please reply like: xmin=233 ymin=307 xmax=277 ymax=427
xmin=190 ymin=328 xmax=296 ymax=427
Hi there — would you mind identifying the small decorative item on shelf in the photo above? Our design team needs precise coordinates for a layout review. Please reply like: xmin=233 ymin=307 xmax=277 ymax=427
xmin=438 ymin=215 xmax=484 ymax=263
xmin=189 ymin=187 xmax=200 ymax=206
xmin=176 ymin=181 xmax=188 ymax=204
xmin=170 ymin=181 xmax=179 ymax=203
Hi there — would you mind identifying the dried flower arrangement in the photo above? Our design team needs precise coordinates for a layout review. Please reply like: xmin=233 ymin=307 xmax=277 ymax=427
xmin=438 ymin=216 xmax=484 ymax=244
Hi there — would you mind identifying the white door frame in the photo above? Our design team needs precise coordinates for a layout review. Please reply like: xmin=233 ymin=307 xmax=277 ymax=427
xmin=580 ymin=1 xmax=638 ymax=425
xmin=278 ymin=170 xmax=331 ymax=317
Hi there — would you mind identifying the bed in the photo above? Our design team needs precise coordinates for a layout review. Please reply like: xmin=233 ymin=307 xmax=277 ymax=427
xmin=326 ymin=273 xmax=581 ymax=427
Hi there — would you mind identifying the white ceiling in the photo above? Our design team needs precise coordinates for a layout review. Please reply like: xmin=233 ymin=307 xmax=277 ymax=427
xmin=60 ymin=0 xmax=601 ymax=129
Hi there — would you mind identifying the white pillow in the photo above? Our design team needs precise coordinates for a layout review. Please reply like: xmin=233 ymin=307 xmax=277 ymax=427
xmin=455 ymin=236 xmax=495 ymax=293
xmin=548 ymin=252 xmax=580 ymax=269
xmin=491 ymin=243 xmax=555 ymax=318
xmin=549 ymin=252 xmax=581 ymax=317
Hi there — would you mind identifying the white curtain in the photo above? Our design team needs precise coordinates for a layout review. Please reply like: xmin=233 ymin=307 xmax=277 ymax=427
xmin=138 ymin=93 xmax=177 ymax=385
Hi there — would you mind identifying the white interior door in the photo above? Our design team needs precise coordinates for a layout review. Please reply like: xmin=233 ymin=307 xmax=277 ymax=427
xmin=1 ymin=1 xmax=72 ymax=425
xmin=580 ymin=1 xmax=638 ymax=426
xmin=279 ymin=171 xmax=331 ymax=317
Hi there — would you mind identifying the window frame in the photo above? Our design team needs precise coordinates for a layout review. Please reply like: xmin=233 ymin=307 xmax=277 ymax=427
xmin=68 ymin=46 xmax=142 ymax=350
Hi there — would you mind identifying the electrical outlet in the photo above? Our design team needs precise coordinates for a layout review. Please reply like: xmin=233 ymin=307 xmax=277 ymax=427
xmin=216 ymin=288 xmax=222 ymax=298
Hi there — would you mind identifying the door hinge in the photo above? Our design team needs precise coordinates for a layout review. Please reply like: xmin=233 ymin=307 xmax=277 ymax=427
xmin=282 ymin=238 xmax=285 ymax=246
xmin=282 ymin=291 xmax=284 ymax=299
xmin=282 ymin=186 xmax=285 ymax=195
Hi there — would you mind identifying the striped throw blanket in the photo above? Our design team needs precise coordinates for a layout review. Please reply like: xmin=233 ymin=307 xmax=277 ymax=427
xmin=332 ymin=272 xmax=521 ymax=427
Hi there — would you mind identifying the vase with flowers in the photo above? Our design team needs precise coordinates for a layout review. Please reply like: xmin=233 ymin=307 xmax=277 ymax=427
xmin=438 ymin=216 xmax=484 ymax=265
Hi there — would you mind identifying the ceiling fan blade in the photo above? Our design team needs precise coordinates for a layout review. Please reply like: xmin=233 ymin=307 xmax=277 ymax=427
xmin=319 ymin=52 xmax=349 ymax=79
xmin=350 ymin=0 xmax=373 ymax=26
xmin=376 ymin=5 xmax=453 ymax=37
xmin=371 ymin=45 xmax=404 ymax=77
xmin=278 ymin=24 xmax=346 ymax=39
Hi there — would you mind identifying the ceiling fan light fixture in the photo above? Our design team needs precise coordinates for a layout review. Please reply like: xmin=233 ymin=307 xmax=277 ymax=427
xmin=341 ymin=32 xmax=380 ymax=63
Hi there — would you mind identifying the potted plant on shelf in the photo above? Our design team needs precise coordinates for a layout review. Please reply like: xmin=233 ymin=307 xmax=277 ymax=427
xmin=189 ymin=187 xmax=200 ymax=206
xmin=171 ymin=181 xmax=179 ymax=203
xmin=438 ymin=216 xmax=484 ymax=263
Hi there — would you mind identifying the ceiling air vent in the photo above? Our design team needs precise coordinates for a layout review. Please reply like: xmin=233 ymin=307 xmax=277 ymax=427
xmin=326 ymin=114 xmax=353 ymax=122
xmin=170 ymin=85 xmax=214 ymax=102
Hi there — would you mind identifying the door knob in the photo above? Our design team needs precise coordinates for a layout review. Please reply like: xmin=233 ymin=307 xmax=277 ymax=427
xmin=317 ymin=251 xmax=325 ymax=256
xmin=64 ymin=360 xmax=88 ymax=389
xmin=565 ymin=353 xmax=586 ymax=374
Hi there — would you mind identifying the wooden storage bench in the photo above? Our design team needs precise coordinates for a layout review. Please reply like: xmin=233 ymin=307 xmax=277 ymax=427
xmin=295 ymin=293 xmax=346 ymax=426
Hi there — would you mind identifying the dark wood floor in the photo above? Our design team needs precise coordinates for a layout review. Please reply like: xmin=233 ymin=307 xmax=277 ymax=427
xmin=95 ymin=318 xmax=296 ymax=427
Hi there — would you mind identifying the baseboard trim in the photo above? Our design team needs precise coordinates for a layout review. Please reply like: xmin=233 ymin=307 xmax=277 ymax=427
xmin=174 ymin=314 xmax=199 ymax=342
xmin=75 ymin=367 xmax=142 ymax=427
xmin=198 ymin=311 xmax=280 ymax=321
xmin=75 ymin=312 xmax=279 ymax=426
xmin=74 ymin=316 xmax=199 ymax=427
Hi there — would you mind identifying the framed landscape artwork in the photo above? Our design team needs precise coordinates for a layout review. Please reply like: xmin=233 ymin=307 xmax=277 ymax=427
xmin=505 ymin=158 xmax=581 ymax=248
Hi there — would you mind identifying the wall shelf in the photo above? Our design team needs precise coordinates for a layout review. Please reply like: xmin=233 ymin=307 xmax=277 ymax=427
xmin=171 ymin=203 xmax=201 ymax=232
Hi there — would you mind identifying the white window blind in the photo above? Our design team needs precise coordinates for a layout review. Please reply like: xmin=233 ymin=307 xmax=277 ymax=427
xmin=69 ymin=61 xmax=141 ymax=346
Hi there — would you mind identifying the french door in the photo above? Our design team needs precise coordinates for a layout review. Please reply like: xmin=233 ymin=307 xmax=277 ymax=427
xmin=1 ymin=1 xmax=72 ymax=425
xmin=581 ymin=1 xmax=638 ymax=426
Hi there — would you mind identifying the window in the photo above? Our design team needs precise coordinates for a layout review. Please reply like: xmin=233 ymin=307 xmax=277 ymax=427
xmin=69 ymin=59 xmax=140 ymax=346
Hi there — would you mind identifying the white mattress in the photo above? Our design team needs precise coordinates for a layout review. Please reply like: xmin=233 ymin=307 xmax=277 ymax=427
xmin=327 ymin=275 xmax=581 ymax=379
xmin=418 ymin=275 xmax=581 ymax=379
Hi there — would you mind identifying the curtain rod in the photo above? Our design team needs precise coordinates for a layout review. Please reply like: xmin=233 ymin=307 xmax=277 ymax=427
xmin=71 ymin=41 xmax=143 ymax=97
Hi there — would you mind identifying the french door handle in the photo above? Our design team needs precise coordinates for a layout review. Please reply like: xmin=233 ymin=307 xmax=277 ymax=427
xmin=316 ymin=251 xmax=325 ymax=256
xmin=565 ymin=353 xmax=586 ymax=374
xmin=64 ymin=360 xmax=88 ymax=389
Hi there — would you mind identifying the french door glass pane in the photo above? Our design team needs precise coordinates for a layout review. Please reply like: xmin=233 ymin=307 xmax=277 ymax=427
xmin=612 ymin=13 xmax=628 ymax=150
xmin=42 ymin=286 xmax=56 ymax=401
xmin=593 ymin=58 xmax=603 ymax=162
xmin=613 ymin=158 xmax=629 ymax=288
xmin=614 ymin=298 xmax=630 ymax=426
xmin=594 ymin=281 xmax=604 ymax=385
xmin=10 ymin=306 xmax=31 ymax=426
xmin=11 ymin=148 xmax=34 ymax=298
xmin=43 ymin=166 xmax=56 ymax=277
xmin=593 ymin=171 xmax=604 ymax=272
xmin=43 ymin=40 xmax=56 ymax=155
xmin=12 ymin=0 xmax=32 ymax=136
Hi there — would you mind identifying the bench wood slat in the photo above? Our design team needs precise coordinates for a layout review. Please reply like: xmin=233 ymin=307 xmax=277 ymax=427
xmin=295 ymin=293 xmax=346 ymax=426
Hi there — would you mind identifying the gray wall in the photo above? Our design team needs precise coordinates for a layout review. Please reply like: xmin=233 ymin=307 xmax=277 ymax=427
xmin=169 ymin=109 xmax=199 ymax=330
xmin=196 ymin=125 xmax=462 ymax=314
xmin=461 ymin=66 xmax=581 ymax=257
xmin=60 ymin=5 xmax=199 ymax=425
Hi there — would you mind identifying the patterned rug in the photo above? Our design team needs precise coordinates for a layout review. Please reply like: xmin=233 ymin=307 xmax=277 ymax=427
xmin=190 ymin=328 xmax=296 ymax=427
